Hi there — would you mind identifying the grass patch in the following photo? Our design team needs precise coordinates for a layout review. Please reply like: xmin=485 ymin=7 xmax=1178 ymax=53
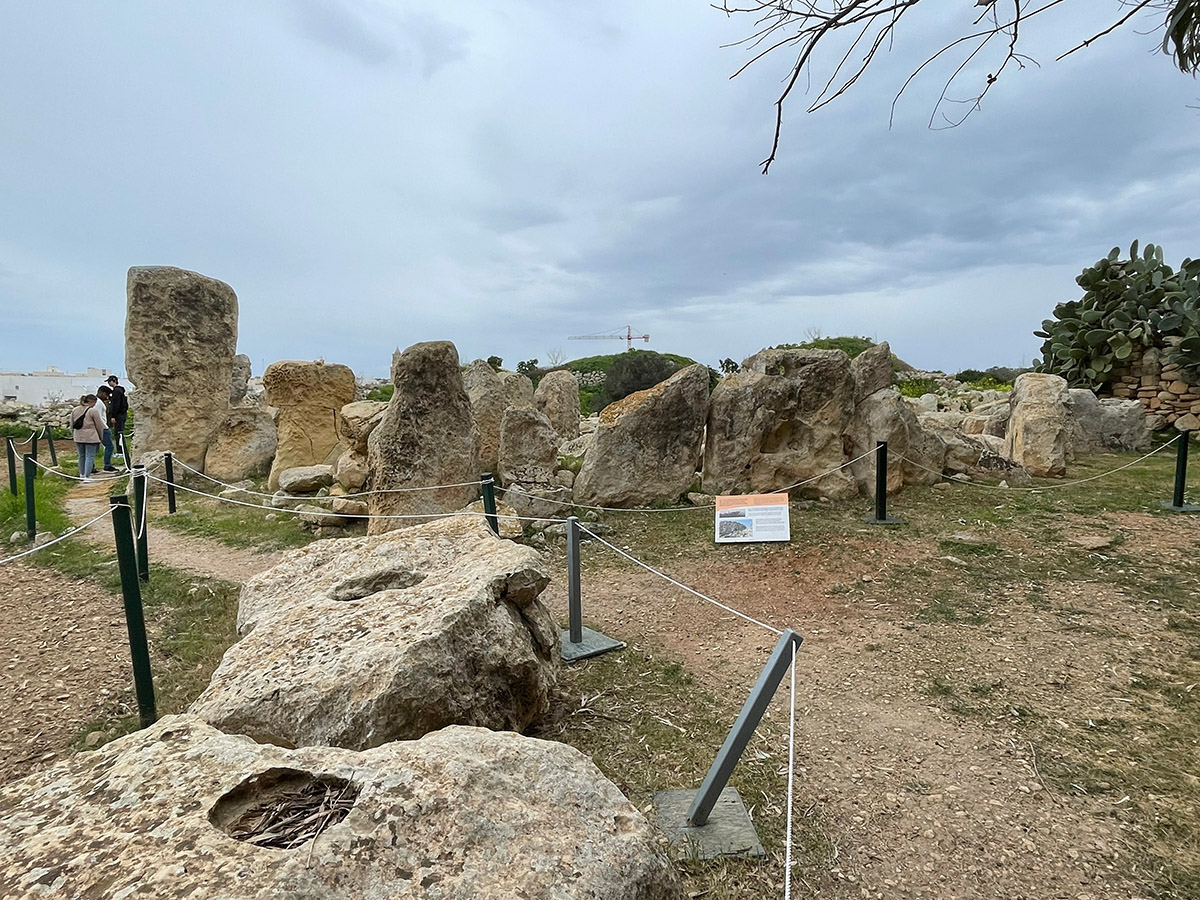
xmin=154 ymin=495 xmax=320 ymax=551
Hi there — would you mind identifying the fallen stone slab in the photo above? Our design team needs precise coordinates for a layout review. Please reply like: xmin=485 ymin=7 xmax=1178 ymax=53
xmin=0 ymin=715 xmax=681 ymax=900
xmin=189 ymin=516 xmax=558 ymax=749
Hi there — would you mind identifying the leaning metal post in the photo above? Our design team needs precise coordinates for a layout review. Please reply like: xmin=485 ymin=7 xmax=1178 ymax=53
xmin=132 ymin=464 xmax=149 ymax=582
xmin=480 ymin=473 xmax=499 ymax=535
xmin=44 ymin=428 xmax=57 ymax=466
xmin=23 ymin=455 xmax=36 ymax=542
xmin=686 ymin=628 xmax=803 ymax=827
xmin=110 ymin=495 xmax=158 ymax=728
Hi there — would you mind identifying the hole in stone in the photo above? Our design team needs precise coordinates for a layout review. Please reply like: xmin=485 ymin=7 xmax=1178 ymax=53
xmin=209 ymin=767 xmax=360 ymax=850
xmin=330 ymin=568 xmax=426 ymax=602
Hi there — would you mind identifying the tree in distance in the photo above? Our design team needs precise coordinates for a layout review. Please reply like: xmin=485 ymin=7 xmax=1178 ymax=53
xmin=721 ymin=1 xmax=1200 ymax=172
xmin=600 ymin=350 xmax=682 ymax=409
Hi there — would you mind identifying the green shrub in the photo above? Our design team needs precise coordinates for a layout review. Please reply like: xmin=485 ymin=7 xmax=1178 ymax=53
xmin=897 ymin=378 xmax=938 ymax=398
xmin=365 ymin=385 xmax=394 ymax=402
xmin=955 ymin=369 xmax=988 ymax=382
xmin=600 ymin=350 xmax=681 ymax=409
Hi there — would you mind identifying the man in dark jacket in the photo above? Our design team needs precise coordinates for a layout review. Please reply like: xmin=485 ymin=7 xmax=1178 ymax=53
xmin=104 ymin=375 xmax=129 ymax=462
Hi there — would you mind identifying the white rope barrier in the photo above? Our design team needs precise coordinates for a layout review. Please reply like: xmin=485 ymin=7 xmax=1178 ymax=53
xmin=895 ymin=433 xmax=1180 ymax=492
xmin=577 ymin=523 xmax=782 ymax=636
xmin=28 ymin=456 xmax=132 ymax=486
xmin=0 ymin=507 xmax=115 ymax=566
xmin=776 ymin=446 xmax=877 ymax=493
xmin=168 ymin=457 xmax=481 ymax=499
xmin=140 ymin=471 xmax=570 ymax=524
xmin=784 ymin=638 xmax=797 ymax=900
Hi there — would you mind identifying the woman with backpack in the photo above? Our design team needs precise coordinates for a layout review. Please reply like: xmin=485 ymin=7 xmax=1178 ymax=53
xmin=69 ymin=394 xmax=107 ymax=481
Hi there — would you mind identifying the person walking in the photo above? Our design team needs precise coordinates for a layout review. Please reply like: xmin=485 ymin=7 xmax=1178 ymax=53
xmin=69 ymin=394 xmax=106 ymax=481
xmin=95 ymin=385 xmax=117 ymax=472
xmin=104 ymin=375 xmax=129 ymax=463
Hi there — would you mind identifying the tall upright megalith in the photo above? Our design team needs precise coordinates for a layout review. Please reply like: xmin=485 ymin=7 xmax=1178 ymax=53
xmin=125 ymin=266 xmax=238 ymax=469
xmin=366 ymin=342 xmax=480 ymax=535
xmin=263 ymin=360 xmax=356 ymax=490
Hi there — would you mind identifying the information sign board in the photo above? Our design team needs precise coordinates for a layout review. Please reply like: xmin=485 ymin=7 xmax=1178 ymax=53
xmin=714 ymin=493 xmax=791 ymax=543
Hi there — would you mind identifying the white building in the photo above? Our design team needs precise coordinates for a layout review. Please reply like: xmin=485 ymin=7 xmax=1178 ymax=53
xmin=0 ymin=366 xmax=119 ymax=405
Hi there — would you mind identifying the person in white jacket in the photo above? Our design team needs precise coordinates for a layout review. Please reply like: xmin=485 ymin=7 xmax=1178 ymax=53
xmin=69 ymin=394 xmax=107 ymax=480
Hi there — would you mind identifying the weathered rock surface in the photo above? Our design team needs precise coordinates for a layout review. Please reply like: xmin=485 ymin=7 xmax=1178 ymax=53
xmin=1066 ymin=389 xmax=1151 ymax=453
xmin=574 ymin=365 xmax=709 ymax=507
xmin=365 ymin=342 xmax=480 ymax=535
xmin=498 ymin=370 xmax=535 ymax=409
xmin=264 ymin=361 xmax=356 ymax=490
xmin=1006 ymin=373 xmax=1070 ymax=477
xmin=0 ymin=715 xmax=681 ymax=900
xmin=704 ymin=348 xmax=857 ymax=499
xmin=463 ymin=360 xmax=509 ymax=475
xmin=336 ymin=400 xmax=387 ymax=453
xmin=498 ymin=406 xmax=560 ymax=488
xmin=278 ymin=465 xmax=334 ymax=494
xmin=334 ymin=447 xmax=369 ymax=491
xmin=191 ymin=516 xmax=555 ymax=748
xmin=534 ymin=369 xmax=580 ymax=440
xmin=848 ymin=388 xmax=944 ymax=493
xmin=126 ymin=266 xmax=238 ymax=468
xmin=851 ymin=341 xmax=893 ymax=404
xmin=203 ymin=407 xmax=278 ymax=483
xmin=230 ymin=353 xmax=252 ymax=403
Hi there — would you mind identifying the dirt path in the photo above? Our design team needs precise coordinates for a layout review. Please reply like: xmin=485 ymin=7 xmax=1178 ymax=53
xmin=542 ymin=528 xmax=1170 ymax=900
xmin=63 ymin=479 xmax=285 ymax=582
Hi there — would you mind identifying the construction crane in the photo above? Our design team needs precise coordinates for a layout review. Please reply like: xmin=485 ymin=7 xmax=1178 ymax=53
xmin=567 ymin=325 xmax=650 ymax=352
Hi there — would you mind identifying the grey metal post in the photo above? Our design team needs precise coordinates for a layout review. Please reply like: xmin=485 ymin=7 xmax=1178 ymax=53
xmin=567 ymin=516 xmax=583 ymax=644
xmin=110 ymin=495 xmax=157 ymax=727
xmin=132 ymin=464 xmax=149 ymax=582
xmin=686 ymin=628 xmax=803 ymax=827
xmin=481 ymin=473 xmax=499 ymax=535
xmin=5 ymin=437 xmax=15 ymax=497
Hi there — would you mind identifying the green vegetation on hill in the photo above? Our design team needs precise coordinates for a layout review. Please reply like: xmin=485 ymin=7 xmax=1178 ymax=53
xmin=773 ymin=335 xmax=914 ymax=373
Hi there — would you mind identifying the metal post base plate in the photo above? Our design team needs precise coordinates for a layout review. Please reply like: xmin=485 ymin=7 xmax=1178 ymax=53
xmin=560 ymin=626 xmax=625 ymax=662
xmin=1161 ymin=501 xmax=1200 ymax=512
xmin=863 ymin=514 xmax=904 ymax=526
xmin=653 ymin=787 xmax=765 ymax=859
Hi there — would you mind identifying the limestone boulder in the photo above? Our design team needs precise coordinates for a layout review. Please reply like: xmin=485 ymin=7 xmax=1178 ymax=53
xmin=334 ymin=447 xmax=369 ymax=491
xmin=499 ymin=406 xmax=560 ymax=487
xmin=365 ymin=342 xmax=480 ymax=535
xmin=848 ymin=388 xmax=945 ymax=493
xmin=851 ymin=341 xmax=893 ymax=404
xmin=574 ymin=365 xmax=709 ymax=507
xmin=498 ymin=370 xmax=535 ymax=409
xmin=190 ymin=516 xmax=557 ymax=748
xmin=264 ymin=361 xmax=356 ymax=490
xmin=534 ymin=369 xmax=580 ymax=440
xmin=463 ymin=359 xmax=508 ymax=474
xmin=126 ymin=266 xmax=238 ymax=468
xmin=229 ymin=353 xmax=252 ymax=404
xmin=203 ymin=407 xmax=277 ymax=483
xmin=704 ymin=348 xmax=857 ymax=499
xmin=336 ymin=400 xmax=387 ymax=453
xmin=0 ymin=716 xmax=681 ymax=900
xmin=1006 ymin=374 xmax=1070 ymax=477
xmin=559 ymin=432 xmax=596 ymax=460
xmin=278 ymin=465 xmax=334 ymax=494
xmin=504 ymin=485 xmax=573 ymax=520
xmin=1066 ymin=390 xmax=1151 ymax=453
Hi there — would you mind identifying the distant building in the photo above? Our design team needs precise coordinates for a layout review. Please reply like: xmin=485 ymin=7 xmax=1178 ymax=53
xmin=0 ymin=366 xmax=119 ymax=405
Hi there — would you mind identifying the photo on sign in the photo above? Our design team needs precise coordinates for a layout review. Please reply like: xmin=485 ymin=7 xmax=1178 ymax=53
xmin=717 ymin=518 xmax=754 ymax=540
xmin=718 ymin=508 xmax=747 ymax=519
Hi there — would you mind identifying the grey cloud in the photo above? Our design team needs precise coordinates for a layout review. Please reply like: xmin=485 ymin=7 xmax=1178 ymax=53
xmin=291 ymin=0 xmax=396 ymax=66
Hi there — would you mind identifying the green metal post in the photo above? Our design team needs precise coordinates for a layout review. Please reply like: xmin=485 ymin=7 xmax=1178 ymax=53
xmin=132 ymin=465 xmax=149 ymax=582
xmin=5 ymin=437 xmax=15 ymax=497
xmin=44 ymin=427 xmax=57 ymax=466
xmin=481 ymin=473 xmax=499 ymax=535
xmin=29 ymin=431 xmax=38 ymax=478
xmin=109 ymin=495 xmax=157 ymax=727
xmin=23 ymin=455 xmax=36 ymax=541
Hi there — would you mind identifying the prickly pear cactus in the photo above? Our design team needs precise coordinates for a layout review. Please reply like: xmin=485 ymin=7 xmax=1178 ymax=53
xmin=1035 ymin=240 xmax=1200 ymax=389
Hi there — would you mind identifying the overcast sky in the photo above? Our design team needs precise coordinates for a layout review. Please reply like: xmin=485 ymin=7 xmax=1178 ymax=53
xmin=3 ymin=1 xmax=1199 ymax=378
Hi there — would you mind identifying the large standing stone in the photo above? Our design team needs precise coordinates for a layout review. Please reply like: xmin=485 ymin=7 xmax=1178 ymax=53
xmin=851 ymin=341 xmax=893 ymax=404
xmin=0 ymin=716 xmax=682 ymax=900
xmin=125 ymin=266 xmax=238 ymax=468
xmin=574 ymin=365 xmax=709 ymax=507
xmin=203 ymin=407 xmax=278 ymax=483
xmin=1066 ymin=389 xmax=1151 ymax=453
xmin=534 ymin=369 xmax=580 ymax=440
xmin=190 ymin=516 xmax=556 ymax=749
xmin=365 ymin=341 xmax=480 ymax=535
xmin=498 ymin=406 xmax=560 ymax=487
xmin=229 ymin=353 xmax=252 ymax=404
xmin=336 ymin=400 xmax=387 ymax=453
xmin=264 ymin=361 xmax=356 ymax=490
xmin=848 ymin=387 xmax=945 ymax=493
xmin=498 ymin=370 xmax=535 ymax=409
xmin=704 ymin=348 xmax=857 ymax=499
xmin=1006 ymin=373 xmax=1070 ymax=477
xmin=464 ymin=360 xmax=523 ymax=475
